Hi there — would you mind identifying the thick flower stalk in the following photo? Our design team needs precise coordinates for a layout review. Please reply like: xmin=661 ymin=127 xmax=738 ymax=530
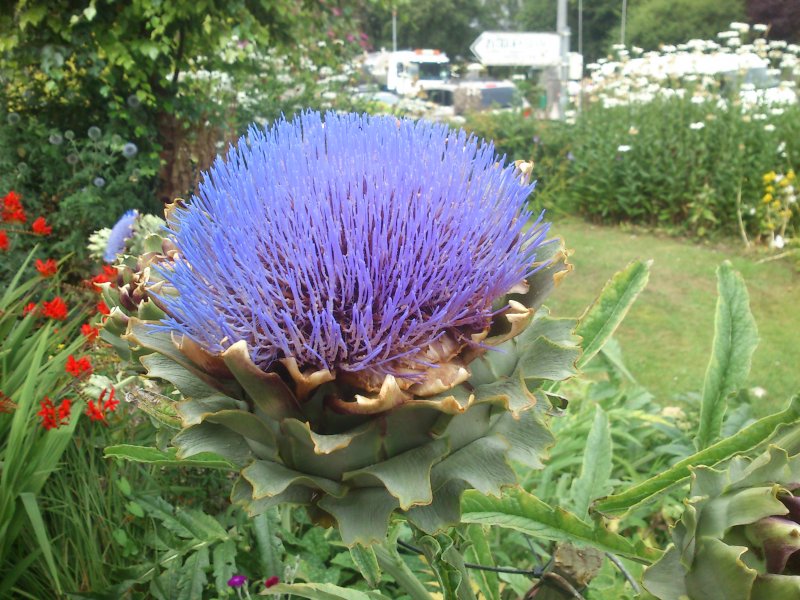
xmin=104 ymin=111 xmax=577 ymax=545
xmin=644 ymin=446 xmax=800 ymax=600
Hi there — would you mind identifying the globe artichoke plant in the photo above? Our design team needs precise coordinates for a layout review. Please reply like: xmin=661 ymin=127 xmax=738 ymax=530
xmin=102 ymin=111 xmax=579 ymax=546
xmin=643 ymin=446 xmax=800 ymax=600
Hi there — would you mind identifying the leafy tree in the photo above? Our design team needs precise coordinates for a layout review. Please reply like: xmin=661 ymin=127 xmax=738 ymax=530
xmin=625 ymin=0 xmax=746 ymax=50
xmin=1 ymin=1 xmax=364 ymax=201
xmin=747 ymin=0 xmax=800 ymax=42
xmin=362 ymin=0 xmax=503 ymax=60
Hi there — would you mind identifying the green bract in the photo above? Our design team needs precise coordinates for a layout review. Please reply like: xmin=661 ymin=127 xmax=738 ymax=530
xmin=643 ymin=446 xmax=800 ymax=600
xmin=102 ymin=224 xmax=577 ymax=546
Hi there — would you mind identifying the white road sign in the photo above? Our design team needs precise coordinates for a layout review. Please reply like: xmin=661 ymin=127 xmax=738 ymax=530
xmin=470 ymin=32 xmax=561 ymax=67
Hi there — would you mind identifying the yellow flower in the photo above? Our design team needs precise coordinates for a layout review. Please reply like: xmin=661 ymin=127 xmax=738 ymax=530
xmin=766 ymin=185 xmax=775 ymax=194
xmin=779 ymin=177 xmax=790 ymax=187
xmin=780 ymin=209 xmax=793 ymax=220
xmin=763 ymin=171 xmax=777 ymax=184
xmin=771 ymin=200 xmax=782 ymax=210
xmin=788 ymin=169 xmax=796 ymax=182
xmin=762 ymin=193 xmax=773 ymax=203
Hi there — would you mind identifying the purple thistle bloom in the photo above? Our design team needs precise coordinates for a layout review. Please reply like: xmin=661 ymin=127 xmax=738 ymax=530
xmin=227 ymin=574 xmax=247 ymax=588
xmin=158 ymin=112 xmax=549 ymax=379
xmin=104 ymin=209 xmax=138 ymax=263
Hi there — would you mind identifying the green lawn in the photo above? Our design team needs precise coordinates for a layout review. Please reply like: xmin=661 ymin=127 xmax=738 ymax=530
xmin=546 ymin=217 xmax=799 ymax=415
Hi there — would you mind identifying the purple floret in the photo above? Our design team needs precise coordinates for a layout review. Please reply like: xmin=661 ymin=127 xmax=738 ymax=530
xmin=158 ymin=112 xmax=549 ymax=376
xmin=104 ymin=209 xmax=138 ymax=263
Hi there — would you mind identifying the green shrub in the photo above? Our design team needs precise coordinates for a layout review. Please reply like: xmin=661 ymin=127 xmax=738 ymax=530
xmin=466 ymin=99 xmax=800 ymax=240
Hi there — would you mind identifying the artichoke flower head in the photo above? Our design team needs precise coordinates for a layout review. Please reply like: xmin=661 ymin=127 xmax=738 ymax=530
xmin=106 ymin=111 xmax=578 ymax=544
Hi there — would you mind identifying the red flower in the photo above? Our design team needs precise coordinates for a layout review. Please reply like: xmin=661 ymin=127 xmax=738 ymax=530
xmin=87 ymin=388 xmax=119 ymax=423
xmin=2 ymin=191 xmax=26 ymax=223
xmin=65 ymin=354 xmax=92 ymax=378
xmin=89 ymin=265 xmax=117 ymax=291
xmin=86 ymin=400 xmax=105 ymax=422
xmin=37 ymin=396 xmax=71 ymax=430
xmin=42 ymin=297 xmax=68 ymax=320
xmin=96 ymin=300 xmax=110 ymax=315
xmin=264 ymin=576 xmax=280 ymax=588
xmin=23 ymin=302 xmax=38 ymax=316
xmin=58 ymin=398 xmax=72 ymax=421
xmin=32 ymin=217 xmax=52 ymax=236
xmin=81 ymin=323 xmax=100 ymax=342
xmin=35 ymin=258 xmax=58 ymax=277
xmin=0 ymin=230 xmax=8 ymax=251
xmin=101 ymin=387 xmax=119 ymax=412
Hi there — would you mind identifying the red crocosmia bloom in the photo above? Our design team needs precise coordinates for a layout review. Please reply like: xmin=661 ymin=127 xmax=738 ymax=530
xmin=86 ymin=400 xmax=106 ymax=422
xmin=37 ymin=397 xmax=71 ymax=430
xmin=81 ymin=323 xmax=100 ymax=342
xmin=96 ymin=300 xmax=110 ymax=315
xmin=35 ymin=258 xmax=58 ymax=277
xmin=58 ymin=398 xmax=72 ymax=421
xmin=89 ymin=266 xmax=118 ymax=290
xmin=32 ymin=217 xmax=52 ymax=236
xmin=2 ymin=191 xmax=26 ymax=223
xmin=0 ymin=230 xmax=8 ymax=251
xmin=23 ymin=302 xmax=37 ymax=316
xmin=88 ymin=388 xmax=119 ymax=424
xmin=264 ymin=576 xmax=280 ymax=588
xmin=65 ymin=354 xmax=92 ymax=378
xmin=42 ymin=297 xmax=68 ymax=320
xmin=100 ymin=387 xmax=119 ymax=412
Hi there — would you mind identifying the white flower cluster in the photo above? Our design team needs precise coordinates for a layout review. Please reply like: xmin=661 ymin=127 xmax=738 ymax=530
xmin=584 ymin=23 xmax=799 ymax=111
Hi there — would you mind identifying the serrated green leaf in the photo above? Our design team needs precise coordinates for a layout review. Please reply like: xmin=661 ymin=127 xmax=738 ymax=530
xmin=594 ymin=395 xmax=800 ymax=515
xmin=134 ymin=495 xmax=193 ymax=539
xmin=104 ymin=444 xmax=236 ymax=469
xmin=253 ymin=511 xmax=283 ymax=580
xmin=571 ymin=406 xmax=613 ymax=520
xmin=695 ymin=262 xmax=759 ymax=450
xmin=213 ymin=540 xmax=237 ymax=593
xmin=176 ymin=545 xmax=210 ymax=600
xmin=350 ymin=544 xmax=382 ymax=588
xmin=461 ymin=488 xmax=661 ymax=563
xmin=576 ymin=260 xmax=651 ymax=369
xmin=174 ymin=508 xmax=227 ymax=542
xmin=263 ymin=582 xmax=390 ymax=599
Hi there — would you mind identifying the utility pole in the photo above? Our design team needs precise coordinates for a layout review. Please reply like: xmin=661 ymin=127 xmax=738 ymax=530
xmin=557 ymin=0 xmax=570 ymax=120
xmin=392 ymin=6 xmax=397 ymax=52
xmin=621 ymin=0 xmax=627 ymax=45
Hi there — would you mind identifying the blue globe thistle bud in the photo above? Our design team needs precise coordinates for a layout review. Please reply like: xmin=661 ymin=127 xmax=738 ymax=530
xmin=122 ymin=142 xmax=138 ymax=158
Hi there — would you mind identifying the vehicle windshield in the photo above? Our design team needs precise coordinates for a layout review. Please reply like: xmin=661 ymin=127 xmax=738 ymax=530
xmin=407 ymin=62 xmax=450 ymax=80
xmin=479 ymin=87 xmax=517 ymax=108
